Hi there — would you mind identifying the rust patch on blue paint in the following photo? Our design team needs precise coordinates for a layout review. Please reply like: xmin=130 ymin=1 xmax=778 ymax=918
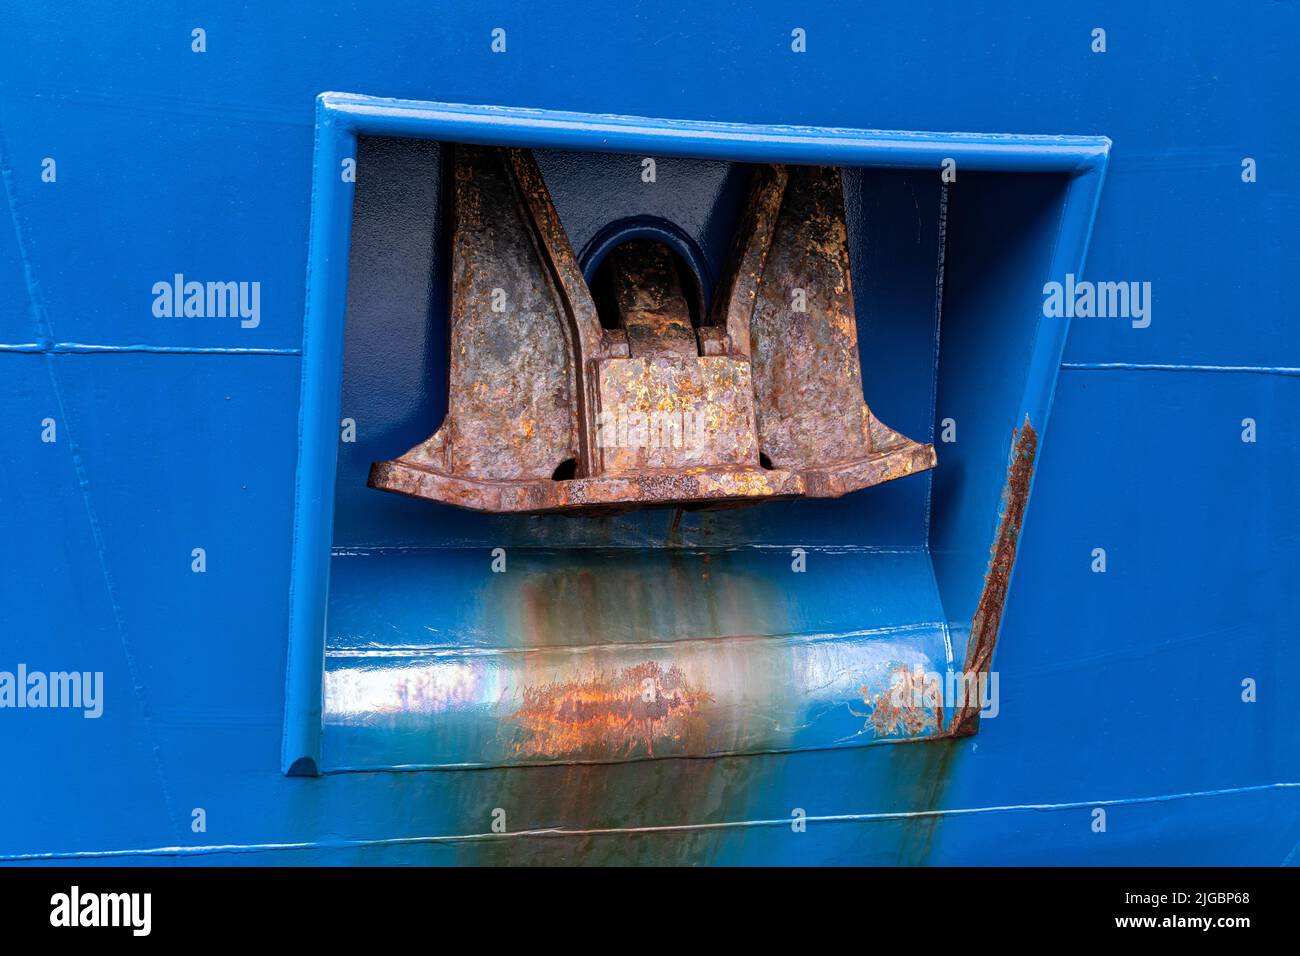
xmin=508 ymin=661 xmax=713 ymax=760
xmin=850 ymin=665 xmax=942 ymax=738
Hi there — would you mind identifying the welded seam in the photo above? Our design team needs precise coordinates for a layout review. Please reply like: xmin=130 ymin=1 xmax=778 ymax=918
xmin=1062 ymin=361 xmax=1300 ymax=377
xmin=3 ymin=781 xmax=1297 ymax=862
xmin=922 ymin=181 xmax=949 ymax=545
xmin=0 ymin=118 xmax=183 ymax=844
xmin=0 ymin=342 xmax=301 ymax=355
xmin=1282 ymin=838 xmax=1300 ymax=867
xmin=331 ymin=543 xmax=934 ymax=555
xmin=324 ymin=620 xmax=947 ymax=659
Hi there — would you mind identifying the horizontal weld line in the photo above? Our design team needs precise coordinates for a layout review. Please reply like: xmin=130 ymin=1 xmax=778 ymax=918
xmin=323 ymin=733 xmax=947 ymax=773
xmin=3 ymin=781 xmax=1295 ymax=862
xmin=1062 ymin=362 xmax=1300 ymax=377
xmin=323 ymin=621 xmax=948 ymax=659
xmin=331 ymin=545 xmax=931 ymax=555
xmin=0 ymin=342 xmax=301 ymax=356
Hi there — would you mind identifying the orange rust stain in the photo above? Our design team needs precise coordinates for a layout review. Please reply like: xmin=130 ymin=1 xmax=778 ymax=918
xmin=509 ymin=661 xmax=712 ymax=759
xmin=851 ymin=665 xmax=941 ymax=738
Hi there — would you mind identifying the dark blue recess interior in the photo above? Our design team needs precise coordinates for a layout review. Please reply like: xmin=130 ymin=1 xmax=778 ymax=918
xmin=1 ymin=1 xmax=1296 ymax=864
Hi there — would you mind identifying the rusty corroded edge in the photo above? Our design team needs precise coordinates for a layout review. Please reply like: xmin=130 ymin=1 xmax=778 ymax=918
xmin=801 ymin=441 xmax=937 ymax=498
xmin=369 ymin=437 xmax=935 ymax=515
xmin=507 ymin=147 xmax=606 ymax=473
xmin=369 ymin=459 xmax=806 ymax=515
xmin=948 ymin=416 xmax=1039 ymax=737
xmin=706 ymin=164 xmax=788 ymax=358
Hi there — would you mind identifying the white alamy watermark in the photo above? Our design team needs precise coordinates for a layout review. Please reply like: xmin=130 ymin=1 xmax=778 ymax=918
xmin=888 ymin=667 xmax=1000 ymax=718
xmin=1043 ymin=273 xmax=1151 ymax=328
xmin=0 ymin=664 xmax=103 ymax=718
xmin=50 ymin=886 xmax=151 ymax=936
xmin=152 ymin=274 xmax=261 ymax=328
xmin=596 ymin=406 xmax=709 ymax=450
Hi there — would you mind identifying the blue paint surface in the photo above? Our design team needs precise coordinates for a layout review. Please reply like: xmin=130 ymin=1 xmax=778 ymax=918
xmin=1 ymin=2 xmax=1296 ymax=864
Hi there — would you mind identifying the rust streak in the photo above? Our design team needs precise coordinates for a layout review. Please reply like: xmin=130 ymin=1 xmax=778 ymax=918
xmin=948 ymin=417 xmax=1039 ymax=737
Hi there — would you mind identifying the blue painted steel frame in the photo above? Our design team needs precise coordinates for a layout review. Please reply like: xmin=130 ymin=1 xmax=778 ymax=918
xmin=284 ymin=92 xmax=1110 ymax=775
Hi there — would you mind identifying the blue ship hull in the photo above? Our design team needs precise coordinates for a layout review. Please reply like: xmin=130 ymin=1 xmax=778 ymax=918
xmin=0 ymin=2 xmax=1295 ymax=866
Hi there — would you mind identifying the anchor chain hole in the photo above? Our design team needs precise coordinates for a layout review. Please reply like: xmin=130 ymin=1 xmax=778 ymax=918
xmin=589 ymin=239 xmax=705 ymax=332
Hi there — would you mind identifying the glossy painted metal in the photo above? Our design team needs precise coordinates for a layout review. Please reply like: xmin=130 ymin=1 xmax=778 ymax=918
xmin=2 ymin=2 xmax=1297 ymax=866
xmin=322 ymin=547 xmax=952 ymax=769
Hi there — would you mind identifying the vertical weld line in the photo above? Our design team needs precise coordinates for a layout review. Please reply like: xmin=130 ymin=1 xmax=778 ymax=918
xmin=923 ymin=182 xmax=949 ymax=549
xmin=1282 ymin=837 xmax=1300 ymax=867
xmin=0 ymin=116 xmax=183 ymax=841
xmin=0 ymin=109 xmax=52 ymax=345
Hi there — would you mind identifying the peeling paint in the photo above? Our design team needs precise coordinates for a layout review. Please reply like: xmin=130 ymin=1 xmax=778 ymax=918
xmin=850 ymin=665 xmax=942 ymax=738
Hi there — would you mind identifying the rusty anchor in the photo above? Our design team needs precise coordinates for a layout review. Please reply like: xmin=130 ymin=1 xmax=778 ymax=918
xmin=367 ymin=146 xmax=936 ymax=515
